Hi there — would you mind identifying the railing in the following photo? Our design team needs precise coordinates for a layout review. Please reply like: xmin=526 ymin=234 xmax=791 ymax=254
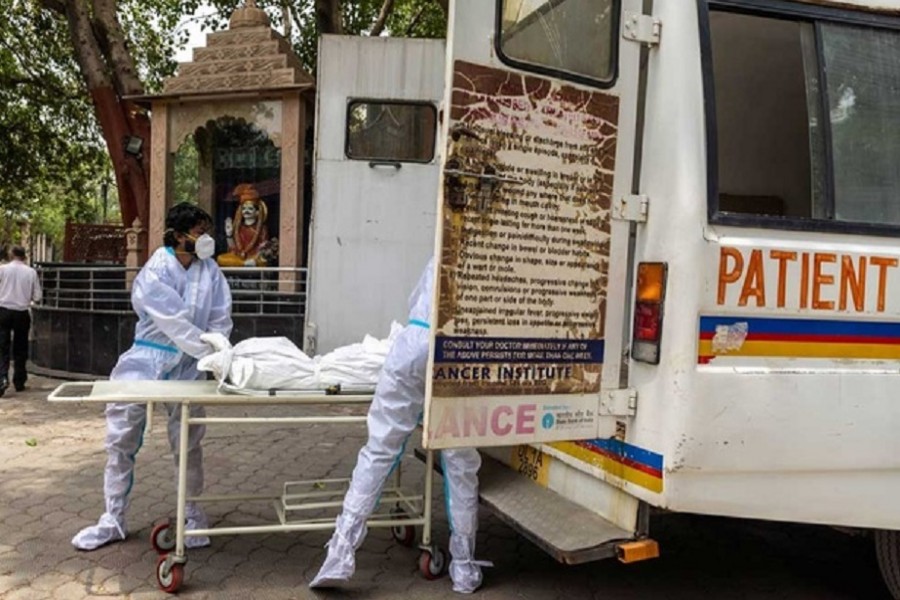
xmin=35 ymin=263 xmax=308 ymax=317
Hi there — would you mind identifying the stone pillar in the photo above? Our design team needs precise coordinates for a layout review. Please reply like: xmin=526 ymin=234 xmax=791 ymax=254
xmin=149 ymin=102 xmax=170 ymax=259
xmin=125 ymin=218 xmax=146 ymax=291
xmin=279 ymin=92 xmax=305 ymax=292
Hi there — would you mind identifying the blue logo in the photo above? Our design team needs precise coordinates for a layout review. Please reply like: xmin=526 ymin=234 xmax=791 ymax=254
xmin=542 ymin=413 xmax=555 ymax=429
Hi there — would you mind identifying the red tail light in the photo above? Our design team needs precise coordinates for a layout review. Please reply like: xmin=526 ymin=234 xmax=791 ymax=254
xmin=632 ymin=262 xmax=667 ymax=364
xmin=634 ymin=303 xmax=661 ymax=341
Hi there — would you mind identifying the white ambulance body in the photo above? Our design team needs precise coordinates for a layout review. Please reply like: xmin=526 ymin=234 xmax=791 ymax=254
xmin=412 ymin=0 xmax=900 ymax=595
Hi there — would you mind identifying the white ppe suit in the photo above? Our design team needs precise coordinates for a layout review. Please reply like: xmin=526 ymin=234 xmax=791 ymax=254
xmin=72 ymin=246 xmax=233 ymax=551
xmin=311 ymin=259 xmax=487 ymax=593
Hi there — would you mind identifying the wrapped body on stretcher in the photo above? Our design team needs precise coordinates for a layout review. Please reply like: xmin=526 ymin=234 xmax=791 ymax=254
xmin=70 ymin=328 xmax=401 ymax=553
xmin=196 ymin=324 xmax=402 ymax=393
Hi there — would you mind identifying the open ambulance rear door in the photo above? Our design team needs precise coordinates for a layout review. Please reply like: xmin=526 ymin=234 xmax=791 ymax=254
xmin=305 ymin=35 xmax=446 ymax=354
xmin=423 ymin=0 xmax=655 ymax=563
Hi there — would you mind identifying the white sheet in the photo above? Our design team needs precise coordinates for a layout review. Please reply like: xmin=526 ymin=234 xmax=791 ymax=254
xmin=197 ymin=324 xmax=402 ymax=392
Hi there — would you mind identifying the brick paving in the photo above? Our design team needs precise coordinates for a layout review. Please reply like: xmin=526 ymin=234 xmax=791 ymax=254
xmin=0 ymin=376 xmax=893 ymax=599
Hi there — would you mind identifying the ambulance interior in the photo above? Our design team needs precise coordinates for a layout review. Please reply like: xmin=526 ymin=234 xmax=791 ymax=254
xmin=708 ymin=8 xmax=900 ymax=226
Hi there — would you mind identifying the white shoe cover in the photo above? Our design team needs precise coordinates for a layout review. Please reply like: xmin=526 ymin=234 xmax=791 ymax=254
xmin=449 ymin=534 xmax=491 ymax=594
xmin=309 ymin=512 xmax=368 ymax=588
xmin=185 ymin=503 xmax=211 ymax=549
xmin=309 ymin=530 xmax=356 ymax=588
xmin=71 ymin=513 xmax=127 ymax=550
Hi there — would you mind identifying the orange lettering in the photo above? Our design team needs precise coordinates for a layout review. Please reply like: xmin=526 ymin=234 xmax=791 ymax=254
xmin=800 ymin=253 xmax=810 ymax=309
xmin=770 ymin=250 xmax=797 ymax=308
xmin=717 ymin=247 xmax=743 ymax=305
xmin=739 ymin=250 xmax=766 ymax=307
xmin=812 ymin=253 xmax=836 ymax=310
xmin=839 ymin=256 xmax=866 ymax=312
xmin=870 ymin=256 xmax=899 ymax=312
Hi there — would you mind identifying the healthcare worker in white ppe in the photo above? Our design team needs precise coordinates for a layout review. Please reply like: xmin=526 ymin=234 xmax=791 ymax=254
xmin=311 ymin=258 xmax=488 ymax=594
xmin=72 ymin=203 xmax=233 ymax=551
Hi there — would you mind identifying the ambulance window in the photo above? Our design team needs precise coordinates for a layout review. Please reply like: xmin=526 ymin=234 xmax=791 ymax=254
xmin=821 ymin=24 xmax=900 ymax=224
xmin=710 ymin=12 xmax=823 ymax=220
xmin=497 ymin=0 xmax=618 ymax=87
xmin=708 ymin=5 xmax=900 ymax=232
xmin=345 ymin=101 xmax=437 ymax=163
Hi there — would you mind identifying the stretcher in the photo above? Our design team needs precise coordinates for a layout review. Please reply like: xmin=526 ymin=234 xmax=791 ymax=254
xmin=48 ymin=380 xmax=445 ymax=593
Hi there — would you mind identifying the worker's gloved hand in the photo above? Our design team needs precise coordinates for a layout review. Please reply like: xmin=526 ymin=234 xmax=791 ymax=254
xmin=200 ymin=332 xmax=231 ymax=353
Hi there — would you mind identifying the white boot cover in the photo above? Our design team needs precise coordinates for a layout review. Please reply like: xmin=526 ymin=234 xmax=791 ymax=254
xmin=71 ymin=512 xmax=127 ymax=550
xmin=309 ymin=511 xmax=368 ymax=588
xmin=449 ymin=533 xmax=492 ymax=594
xmin=185 ymin=501 xmax=211 ymax=548
xmin=443 ymin=448 xmax=490 ymax=593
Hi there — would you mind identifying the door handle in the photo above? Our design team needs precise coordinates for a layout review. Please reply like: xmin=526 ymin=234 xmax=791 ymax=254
xmin=368 ymin=161 xmax=402 ymax=170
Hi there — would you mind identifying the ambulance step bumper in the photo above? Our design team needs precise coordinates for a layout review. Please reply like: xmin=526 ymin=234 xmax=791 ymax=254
xmin=477 ymin=454 xmax=634 ymax=565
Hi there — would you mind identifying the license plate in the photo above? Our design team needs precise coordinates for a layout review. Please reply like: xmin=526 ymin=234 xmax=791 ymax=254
xmin=511 ymin=444 xmax=550 ymax=487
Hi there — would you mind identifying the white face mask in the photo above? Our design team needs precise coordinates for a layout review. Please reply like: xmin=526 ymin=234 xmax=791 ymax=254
xmin=193 ymin=233 xmax=216 ymax=260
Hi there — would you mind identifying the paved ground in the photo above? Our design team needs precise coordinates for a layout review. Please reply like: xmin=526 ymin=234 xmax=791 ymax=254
xmin=0 ymin=376 xmax=893 ymax=599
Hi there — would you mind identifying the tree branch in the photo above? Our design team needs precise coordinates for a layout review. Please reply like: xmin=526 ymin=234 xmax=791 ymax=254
xmin=92 ymin=0 xmax=144 ymax=96
xmin=291 ymin=8 xmax=304 ymax=42
xmin=0 ymin=36 xmax=60 ymax=93
xmin=369 ymin=0 xmax=395 ymax=36
xmin=63 ymin=0 xmax=112 ymax=91
xmin=316 ymin=0 xmax=343 ymax=35
xmin=281 ymin=0 xmax=292 ymax=39
xmin=38 ymin=0 xmax=66 ymax=14
xmin=0 ymin=74 xmax=80 ymax=102
xmin=405 ymin=5 xmax=427 ymax=36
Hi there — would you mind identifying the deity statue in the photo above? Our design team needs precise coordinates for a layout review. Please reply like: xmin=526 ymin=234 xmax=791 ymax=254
xmin=216 ymin=184 xmax=272 ymax=267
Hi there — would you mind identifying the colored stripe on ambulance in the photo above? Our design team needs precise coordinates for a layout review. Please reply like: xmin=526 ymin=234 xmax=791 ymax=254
xmin=698 ymin=316 xmax=900 ymax=362
xmin=550 ymin=438 xmax=664 ymax=493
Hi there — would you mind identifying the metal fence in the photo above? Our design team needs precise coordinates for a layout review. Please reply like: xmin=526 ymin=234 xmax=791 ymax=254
xmin=31 ymin=264 xmax=309 ymax=376
xmin=35 ymin=263 xmax=308 ymax=317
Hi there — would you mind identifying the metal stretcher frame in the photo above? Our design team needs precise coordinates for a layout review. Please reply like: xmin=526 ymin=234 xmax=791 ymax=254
xmin=48 ymin=379 xmax=443 ymax=593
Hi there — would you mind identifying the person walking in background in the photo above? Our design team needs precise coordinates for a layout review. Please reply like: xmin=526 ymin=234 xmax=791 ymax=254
xmin=0 ymin=246 xmax=42 ymax=396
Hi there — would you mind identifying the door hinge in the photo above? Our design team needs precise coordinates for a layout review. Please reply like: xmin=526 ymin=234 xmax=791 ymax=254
xmin=623 ymin=13 xmax=661 ymax=46
xmin=613 ymin=195 xmax=649 ymax=222
xmin=600 ymin=389 xmax=638 ymax=417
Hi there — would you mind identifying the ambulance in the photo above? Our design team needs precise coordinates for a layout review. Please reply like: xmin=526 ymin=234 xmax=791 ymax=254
xmin=399 ymin=0 xmax=900 ymax=596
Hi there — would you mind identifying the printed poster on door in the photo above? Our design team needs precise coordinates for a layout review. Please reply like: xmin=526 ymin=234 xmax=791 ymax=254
xmin=425 ymin=60 xmax=619 ymax=449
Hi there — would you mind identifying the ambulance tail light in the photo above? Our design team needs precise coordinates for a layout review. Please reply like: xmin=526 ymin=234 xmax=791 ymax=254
xmin=632 ymin=262 xmax=667 ymax=365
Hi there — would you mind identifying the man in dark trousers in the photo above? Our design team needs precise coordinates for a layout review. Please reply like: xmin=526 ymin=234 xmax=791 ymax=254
xmin=0 ymin=246 xmax=42 ymax=395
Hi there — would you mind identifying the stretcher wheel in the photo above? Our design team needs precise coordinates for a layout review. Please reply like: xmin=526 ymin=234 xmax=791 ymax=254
xmin=418 ymin=546 xmax=447 ymax=580
xmin=389 ymin=507 xmax=416 ymax=547
xmin=156 ymin=555 xmax=184 ymax=593
xmin=151 ymin=522 xmax=176 ymax=554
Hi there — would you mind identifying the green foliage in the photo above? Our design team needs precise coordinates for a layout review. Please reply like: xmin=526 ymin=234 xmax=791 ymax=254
xmin=186 ymin=0 xmax=446 ymax=74
xmin=1 ymin=0 xmax=447 ymax=248
xmin=0 ymin=0 xmax=109 ymax=247
xmin=172 ymin=139 xmax=201 ymax=205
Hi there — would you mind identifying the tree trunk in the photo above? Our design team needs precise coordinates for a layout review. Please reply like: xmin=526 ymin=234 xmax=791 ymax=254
xmin=316 ymin=0 xmax=343 ymax=34
xmin=53 ymin=0 xmax=150 ymax=236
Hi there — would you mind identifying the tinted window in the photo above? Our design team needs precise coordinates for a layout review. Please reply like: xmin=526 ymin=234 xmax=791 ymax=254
xmin=346 ymin=101 xmax=436 ymax=163
xmin=498 ymin=0 xmax=617 ymax=85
